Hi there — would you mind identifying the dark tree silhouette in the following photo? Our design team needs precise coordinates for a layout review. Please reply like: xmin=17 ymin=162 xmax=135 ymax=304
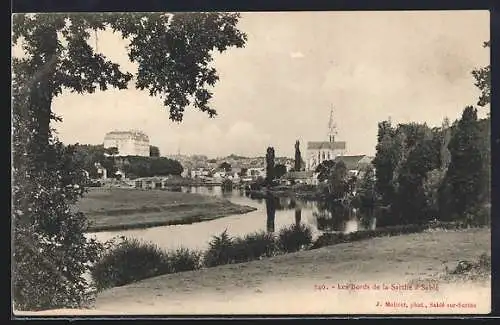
xmin=294 ymin=140 xmax=302 ymax=171
xmin=265 ymin=147 xmax=275 ymax=185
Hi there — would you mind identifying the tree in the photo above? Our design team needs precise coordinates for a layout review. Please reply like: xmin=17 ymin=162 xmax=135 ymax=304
xmin=393 ymin=137 xmax=440 ymax=225
xmin=12 ymin=12 xmax=246 ymax=311
xmin=372 ymin=120 xmax=396 ymax=207
xmin=439 ymin=117 xmax=452 ymax=170
xmin=441 ymin=106 xmax=486 ymax=219
xmin=274 ymin=164 xmax=287 ymax=179
xmin=315 ymin=160 xmax=336 ymax=183
xmin=471 ymin=41 xmax=490 ymax=107
xmin=327 ymin=160 xmax=349 ymax=200
xmin=265 ymin=147 xmax=275 ymax=185
xmin=294 ymin=140 xmax=302 ymax=171
xmin=354 ymin=168 xmax=376 ymax=225
xmin=149 ymin=145 xmax=160 ymax=158
xmin=218 ymin=161 xmax=232 ymax=172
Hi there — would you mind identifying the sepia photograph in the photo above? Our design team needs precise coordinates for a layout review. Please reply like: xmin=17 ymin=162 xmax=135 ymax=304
xmin=12 ymin=10 xmax=491 ymax=316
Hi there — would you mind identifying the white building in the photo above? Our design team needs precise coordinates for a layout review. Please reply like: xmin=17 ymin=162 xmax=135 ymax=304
xmin=103 ymin=130 xmax=150 ymax=157
xmin=306 ymin=107 xmax=346 ymax=171
xmin=247 ymin=167 xmax=266 ymax=180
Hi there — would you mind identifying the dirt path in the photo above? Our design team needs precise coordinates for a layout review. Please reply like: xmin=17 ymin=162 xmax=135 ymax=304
xmin=16 ymin=228 xmax=491 ymax=316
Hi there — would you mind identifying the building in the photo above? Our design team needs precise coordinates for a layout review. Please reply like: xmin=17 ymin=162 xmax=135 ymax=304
xmin=334 ymin=155 xmax=374 ymax=177
xmin=306 ymin=108 xmax=346 ymax=171
xmin=103 ymin=130 xmax=150 ymax=157
xmin=247 ymin=167 xmax=266 ymax=180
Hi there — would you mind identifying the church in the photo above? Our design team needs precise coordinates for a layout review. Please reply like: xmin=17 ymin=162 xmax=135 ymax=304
xmin=305 ymin=108 xmax=346 ymax=171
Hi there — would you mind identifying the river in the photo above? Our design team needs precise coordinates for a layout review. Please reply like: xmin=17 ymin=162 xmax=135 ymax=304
xmin=86 ymin=186 xmax=376 ymax=252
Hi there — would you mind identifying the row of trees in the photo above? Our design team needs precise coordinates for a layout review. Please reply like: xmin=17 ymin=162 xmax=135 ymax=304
xmin=70 ymin=144 xmax=183 ymax=178
xmin=369 ymin=41 xmax=491 ymax=227
xmin=120 ymin=156 xmax=183 ymax=178
xmin=311 ymin=41 xmax=490 ymax=228
xmin=371 ymin=108 xmax=490 ymax=226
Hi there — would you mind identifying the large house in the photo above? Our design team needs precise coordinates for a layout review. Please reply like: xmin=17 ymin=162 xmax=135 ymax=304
xmin=103 ymin=130 xmax=150 ymax=157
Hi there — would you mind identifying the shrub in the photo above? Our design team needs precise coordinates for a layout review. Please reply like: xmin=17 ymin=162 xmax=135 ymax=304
xmin=277 ymin=223 xmax=313 ymax=253
xmin=446 ymin=253 xmax=491 ymax=281
xmin=231 ymin=231 xmax=279 ymax=263
xmin=91 ymin=238 xmax=171 ymax=291
xmin=169 ymin=247 xmax=202 ymax=272
xmin=203 ymin=229 xmax=235 ymax=267
xmin=310 ymin=222 xmax=484 ymax=250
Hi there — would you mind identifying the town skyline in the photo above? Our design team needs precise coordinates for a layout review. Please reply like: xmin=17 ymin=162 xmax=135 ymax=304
xmin=38 ymin=10 xmax=489 ymax=158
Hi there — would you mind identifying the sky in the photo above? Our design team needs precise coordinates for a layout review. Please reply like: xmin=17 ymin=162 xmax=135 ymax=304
xmin=24 ymin=11 xmax=491 ymax=158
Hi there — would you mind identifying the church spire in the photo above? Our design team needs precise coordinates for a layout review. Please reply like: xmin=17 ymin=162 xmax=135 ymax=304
xmin=328 ymin=106 xmax=337 ymax=142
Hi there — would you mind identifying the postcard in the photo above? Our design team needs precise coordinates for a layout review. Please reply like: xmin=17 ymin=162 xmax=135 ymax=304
xmin=12 ymin=10 xmax=491 ymax=316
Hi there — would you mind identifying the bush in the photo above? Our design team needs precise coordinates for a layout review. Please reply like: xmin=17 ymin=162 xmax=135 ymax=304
xmin=91 ymin=238 xmax=171 ymax=291
xmin=231 ymin=231 xmax=279 ymax=263
xmin=445 ymin=253 xmax=491 ymax=281
xmin=310 ymin=221 xmax=485 ymax=249
xmin=203 ymin=229 xmax=235 ymax=267
xmin=168 ymin=247 xmax=202 ymax=273
xmin=91 ymin=238 xmax=202 ymax=290
xmin=203 ymin=230 xmax=281 ymax=267
xmin=277 ymin=223 xmax=313 ymax=253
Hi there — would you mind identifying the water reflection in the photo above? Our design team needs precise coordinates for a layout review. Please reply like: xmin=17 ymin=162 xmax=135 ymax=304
xmin=88 ymin=186 xmax=376 ymax=253
xmin=265 ymin=193 xmax=276 ymax=233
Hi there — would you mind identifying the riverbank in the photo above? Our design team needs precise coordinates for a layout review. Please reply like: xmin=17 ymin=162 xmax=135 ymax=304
xmin=20 ymin=227 xmax=486 ymax=315
xmin=78 ymin=188 xmax=257 ymax=232
xmin=246 ymin=184 xmax=324 ymax=201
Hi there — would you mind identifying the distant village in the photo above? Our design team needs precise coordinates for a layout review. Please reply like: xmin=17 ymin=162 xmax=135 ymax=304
xmin=95 ymin=109 xmax=374 ymax=189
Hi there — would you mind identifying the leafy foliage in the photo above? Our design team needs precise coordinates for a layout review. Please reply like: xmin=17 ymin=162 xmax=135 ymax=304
xmin=354 ymin=168 xmax=377 ymax=224
xmin=218 ymin=161 xmax=232 ymax=172
xmin=122 ymin=156 xmax=184 ymax=178
xmin=277 ymin=223 xmax=313 ymax=253
xmin=231 ymin=232 xmax=279 ymax=262
xmin=315 ymin=160 xmax=336 ymax=183
xmin=440 ymin=107 xmax=488 ymax=220
xmin=12 ymin=139 xmax=105 ymax=310
xmin=471 ymin=41 xmax=490 ymax=107
xmin=274 ymin=164 xmax=287 ymax=179
xmin=91 ymin=238 xmax=201 ymax=291
xmin=203 ymin=229 xmax=234 ymax=267
xmin=12 ymin=12 xmax=246 ymax=311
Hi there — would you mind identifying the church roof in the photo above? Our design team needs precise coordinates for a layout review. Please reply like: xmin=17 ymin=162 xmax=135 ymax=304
xmin=307 ymin=141 xmax=346 ymax=150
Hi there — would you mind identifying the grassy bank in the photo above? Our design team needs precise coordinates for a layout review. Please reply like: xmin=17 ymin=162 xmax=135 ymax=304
xmin=91 ymin=219 xmax=489 ymax=291
xmin=90 ymin=227 xmax=490 ymax=315
xmin=78 ymin=188 xmax=257 ymax=232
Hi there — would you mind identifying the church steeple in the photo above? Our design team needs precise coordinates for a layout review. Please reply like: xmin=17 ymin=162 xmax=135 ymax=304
xmin=328 ymin=106 xmax=337 ymax=143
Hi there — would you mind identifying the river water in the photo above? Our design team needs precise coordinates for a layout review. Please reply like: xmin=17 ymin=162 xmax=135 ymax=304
xmin=86 ymin=186 xmax=376 ymax=252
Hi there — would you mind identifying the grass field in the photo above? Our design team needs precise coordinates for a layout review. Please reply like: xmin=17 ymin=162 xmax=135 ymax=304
xmin=77 ymin=188 xmax=257 ymax=232
xmin=18 ymin=227 xmax=490 ymax=315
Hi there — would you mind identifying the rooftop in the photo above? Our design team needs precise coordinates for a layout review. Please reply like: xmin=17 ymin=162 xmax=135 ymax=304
xmin=307 ymin=141 xmax=346 ymax=150
xmin=105 ymin=130 xmax=149 ymax=141
xmin=334 ymin=155 xmax=373 ymax=170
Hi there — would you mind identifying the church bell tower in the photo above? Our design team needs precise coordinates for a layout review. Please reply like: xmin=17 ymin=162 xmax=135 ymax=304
xmin=328 ymin=106 xmax=337 ymax=143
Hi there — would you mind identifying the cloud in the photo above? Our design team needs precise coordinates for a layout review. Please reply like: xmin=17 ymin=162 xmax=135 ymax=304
xmin=289 ymin=51 xmax=305 ymax=59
